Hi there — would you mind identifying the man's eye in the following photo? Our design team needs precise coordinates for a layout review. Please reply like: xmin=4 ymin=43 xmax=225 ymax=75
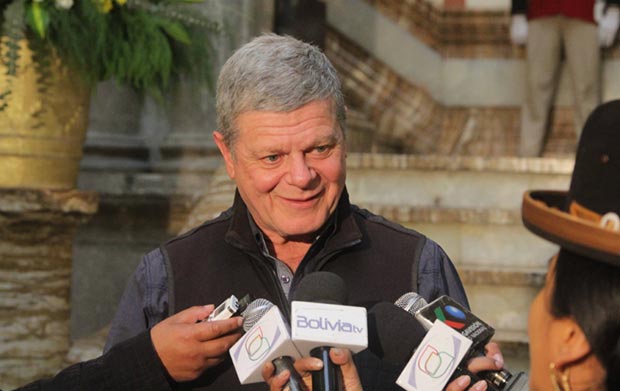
xmin=315 ymin=145 xmax=329 ymax=153
xmin=264 ymin=155 xmax=280 ymax=163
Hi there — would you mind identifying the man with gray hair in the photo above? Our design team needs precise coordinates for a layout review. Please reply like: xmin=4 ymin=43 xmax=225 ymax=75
xmin=105 ymin=34 xmax=499 ymax=390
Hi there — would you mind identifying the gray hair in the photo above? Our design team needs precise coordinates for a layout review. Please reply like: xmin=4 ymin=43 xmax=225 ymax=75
xmin=216 ymin=33 xmax=346 ymax=147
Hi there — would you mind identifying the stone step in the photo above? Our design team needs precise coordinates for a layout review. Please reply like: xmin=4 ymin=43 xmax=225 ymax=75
xmin=462 ymin=267 xmax=540 ymax=373
xmin=400 ymin=215 xmax=557 ymax=271
xmin=344 ymin=153 xmax=567 ymax=274
xmin=460 ymin=267 xmax=544 ymax=336
xmin=346 ymin=153 xmax=573 ymax=209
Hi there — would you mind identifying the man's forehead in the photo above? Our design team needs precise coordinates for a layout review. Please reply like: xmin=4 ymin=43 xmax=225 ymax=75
xmin=238 ymin=125 xmax=342 ymax=147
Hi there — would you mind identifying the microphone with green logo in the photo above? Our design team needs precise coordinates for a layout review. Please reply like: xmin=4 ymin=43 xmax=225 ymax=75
xmin=395 ymin=293 xmax=528 ymax=391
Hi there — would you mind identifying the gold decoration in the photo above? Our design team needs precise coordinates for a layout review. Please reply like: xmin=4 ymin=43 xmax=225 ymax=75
xmin=0 ymin=39 xmax=90 ymax=189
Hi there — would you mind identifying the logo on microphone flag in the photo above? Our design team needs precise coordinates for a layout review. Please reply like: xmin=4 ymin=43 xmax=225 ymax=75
xmin=291 ymin=301 xmax=368 ymax=356
xmin=396 ymin=320 xmax=472 ymax=391
xmin=434 ymin=304 xmax=466 ymax=329
xmin=244 ymin=326 xmax=273 ymax=362
xmin=417 ymin=344 xmax=455 ymax=378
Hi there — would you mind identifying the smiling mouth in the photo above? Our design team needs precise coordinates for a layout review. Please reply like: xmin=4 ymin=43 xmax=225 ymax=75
xmin=281 ymin=191 xmax=323 ymax=205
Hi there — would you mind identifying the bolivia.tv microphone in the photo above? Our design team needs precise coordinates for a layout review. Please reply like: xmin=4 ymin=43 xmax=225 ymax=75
xmin=395 ymin=292 xmax=528 ymax=391
xmin=229 ymin=298 xmax=303 ymax=388
xmin=291 ymin=272 xmax=368 ymax=391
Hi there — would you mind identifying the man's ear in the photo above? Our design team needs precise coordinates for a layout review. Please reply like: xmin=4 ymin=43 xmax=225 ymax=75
xmin=213 ymin=131 xmax=235 ymax=179
xmin=550 ymin=318 xmax=592 ymax=368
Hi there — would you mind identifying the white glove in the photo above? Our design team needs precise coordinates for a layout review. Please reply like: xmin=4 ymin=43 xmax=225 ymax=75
xmin=510 ymin=14 xmax=528 ymax=46
xmin=599 ymin=6 xmax=620 ymax=47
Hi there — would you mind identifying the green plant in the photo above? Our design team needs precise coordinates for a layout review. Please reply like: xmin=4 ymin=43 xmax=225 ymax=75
xmin=0 ymin=0 xmax=221 ymax=109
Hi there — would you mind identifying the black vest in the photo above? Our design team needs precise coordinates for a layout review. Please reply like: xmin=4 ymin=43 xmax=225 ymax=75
xmin=163 ymin=190 xmax=426 ymax=390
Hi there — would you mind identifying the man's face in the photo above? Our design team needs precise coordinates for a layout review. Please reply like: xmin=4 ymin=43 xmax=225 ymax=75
xmin=214 ymin=99 xmax=346 ymax=244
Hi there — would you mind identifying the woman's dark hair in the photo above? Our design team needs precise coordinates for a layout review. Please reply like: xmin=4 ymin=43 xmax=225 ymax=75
xmin=551 ymin=249 xmax=620 ymax=390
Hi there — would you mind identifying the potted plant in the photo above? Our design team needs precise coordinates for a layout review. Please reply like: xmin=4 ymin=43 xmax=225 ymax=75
xmin=0 ymin=0 xmax=220 ymax=189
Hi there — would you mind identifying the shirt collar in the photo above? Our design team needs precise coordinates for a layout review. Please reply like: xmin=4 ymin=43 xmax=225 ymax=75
xmin=225 ymin=188 xmax=361 ymax=257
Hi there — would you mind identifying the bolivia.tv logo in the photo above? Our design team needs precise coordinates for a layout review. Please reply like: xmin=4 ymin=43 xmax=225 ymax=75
xmin=295 ymin=315 xmax=364 ymax=334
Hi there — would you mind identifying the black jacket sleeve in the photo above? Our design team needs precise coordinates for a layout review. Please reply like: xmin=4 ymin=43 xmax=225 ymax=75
xmin=511 ymin=0 xmax=527 ymax=14
xmin=11 ymin=330 xmax=172 ymax=391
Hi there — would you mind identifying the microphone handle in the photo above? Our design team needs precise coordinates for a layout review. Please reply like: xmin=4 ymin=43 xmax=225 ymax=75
xmin=503 ymin=371 xmax=529 ymax=391
xmin=454 ymin=366 xmax=528 ymax=391
xmin=272 ymin=356 xmax=305 ymax=391
xmin=310 ymin=346 xmax=342 ymax=391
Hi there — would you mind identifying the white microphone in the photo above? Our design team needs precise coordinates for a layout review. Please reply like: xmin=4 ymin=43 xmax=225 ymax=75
xmin=395 ymin=293 xmax=529 ymax=391
xmin=291 ymin=300 xmax=368 ymax=356
xmin=229 ymin=299 xmax=303 ymax=386
xmin=290 ymin=272 xmax=368 ymax=391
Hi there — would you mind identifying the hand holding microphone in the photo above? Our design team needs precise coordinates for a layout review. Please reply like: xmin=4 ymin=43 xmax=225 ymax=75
xmin=263 ymin=347 xmax=363 ymax=391
xmin=151 ymin=304 xmax=243 ymax=381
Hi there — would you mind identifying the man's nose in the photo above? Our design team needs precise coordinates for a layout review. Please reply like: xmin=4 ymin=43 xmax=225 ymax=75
xmin=286 ymin=154 xmax=316 ymax=187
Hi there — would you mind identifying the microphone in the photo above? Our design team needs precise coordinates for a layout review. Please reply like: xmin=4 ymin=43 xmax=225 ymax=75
xmin=366 ymin=302 xmax=427 ymax=366
xmin=291 ymin=272 xmax=368 ymax=391
xmin=365 ymin=301 xmax=472 ymax=391
xmin=204 ymin=293 xmax=253 ymax=322
xmin=395 ymin=293 xmax=528 ymax=391
xmin=239 ymin=297 xmax=273 ymax=327
xmin=229 ymin=299 xmax=303 ymax=389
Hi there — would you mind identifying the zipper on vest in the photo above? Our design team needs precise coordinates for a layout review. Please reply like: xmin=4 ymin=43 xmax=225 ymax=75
xmin=248 ymin=253 xmax=292 ymax=321
xmin=314 ymin=238 xmax=362 ymax=271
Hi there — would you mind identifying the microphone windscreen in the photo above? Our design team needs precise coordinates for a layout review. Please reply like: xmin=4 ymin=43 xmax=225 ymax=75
xmin=394 ymin=292 xmax=428 ymax=315
xmin=292 ymin=271 xmax=347 ymax=305
xmin=367 ymin=302 xmax=427 ymax=366
xmin=241 ymin=298 xmax=274 ymax=332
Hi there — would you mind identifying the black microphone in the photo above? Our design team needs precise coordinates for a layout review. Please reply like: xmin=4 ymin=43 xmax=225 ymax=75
xmin=366 ymin=302 xmax=427 ymax=366
xmin=292 ymin=271 xmax=349 ymax=391
xmin=395 ymin=293 xmax=528 ymax=391
xmin=240 ymin=299 xmax=305 ymax=391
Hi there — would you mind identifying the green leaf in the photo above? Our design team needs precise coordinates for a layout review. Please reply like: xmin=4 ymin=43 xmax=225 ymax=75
xmin=156 ymin=20 xmax=191 ymax=45
xmin=26 ymin=2 xmax=49 ymax=38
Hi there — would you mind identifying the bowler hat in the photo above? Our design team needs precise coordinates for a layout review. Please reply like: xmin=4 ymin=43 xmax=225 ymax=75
xmin=522 ymin=100 xmax=620 ymax=267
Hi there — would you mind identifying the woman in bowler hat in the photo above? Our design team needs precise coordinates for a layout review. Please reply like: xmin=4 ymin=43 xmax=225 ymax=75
xmin=521 ymin=99 xmax=620 ymax=391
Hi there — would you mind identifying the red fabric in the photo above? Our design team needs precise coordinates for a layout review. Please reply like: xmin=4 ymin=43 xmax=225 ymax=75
xmin=527 ymin=0 xmax=596 ymax=24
